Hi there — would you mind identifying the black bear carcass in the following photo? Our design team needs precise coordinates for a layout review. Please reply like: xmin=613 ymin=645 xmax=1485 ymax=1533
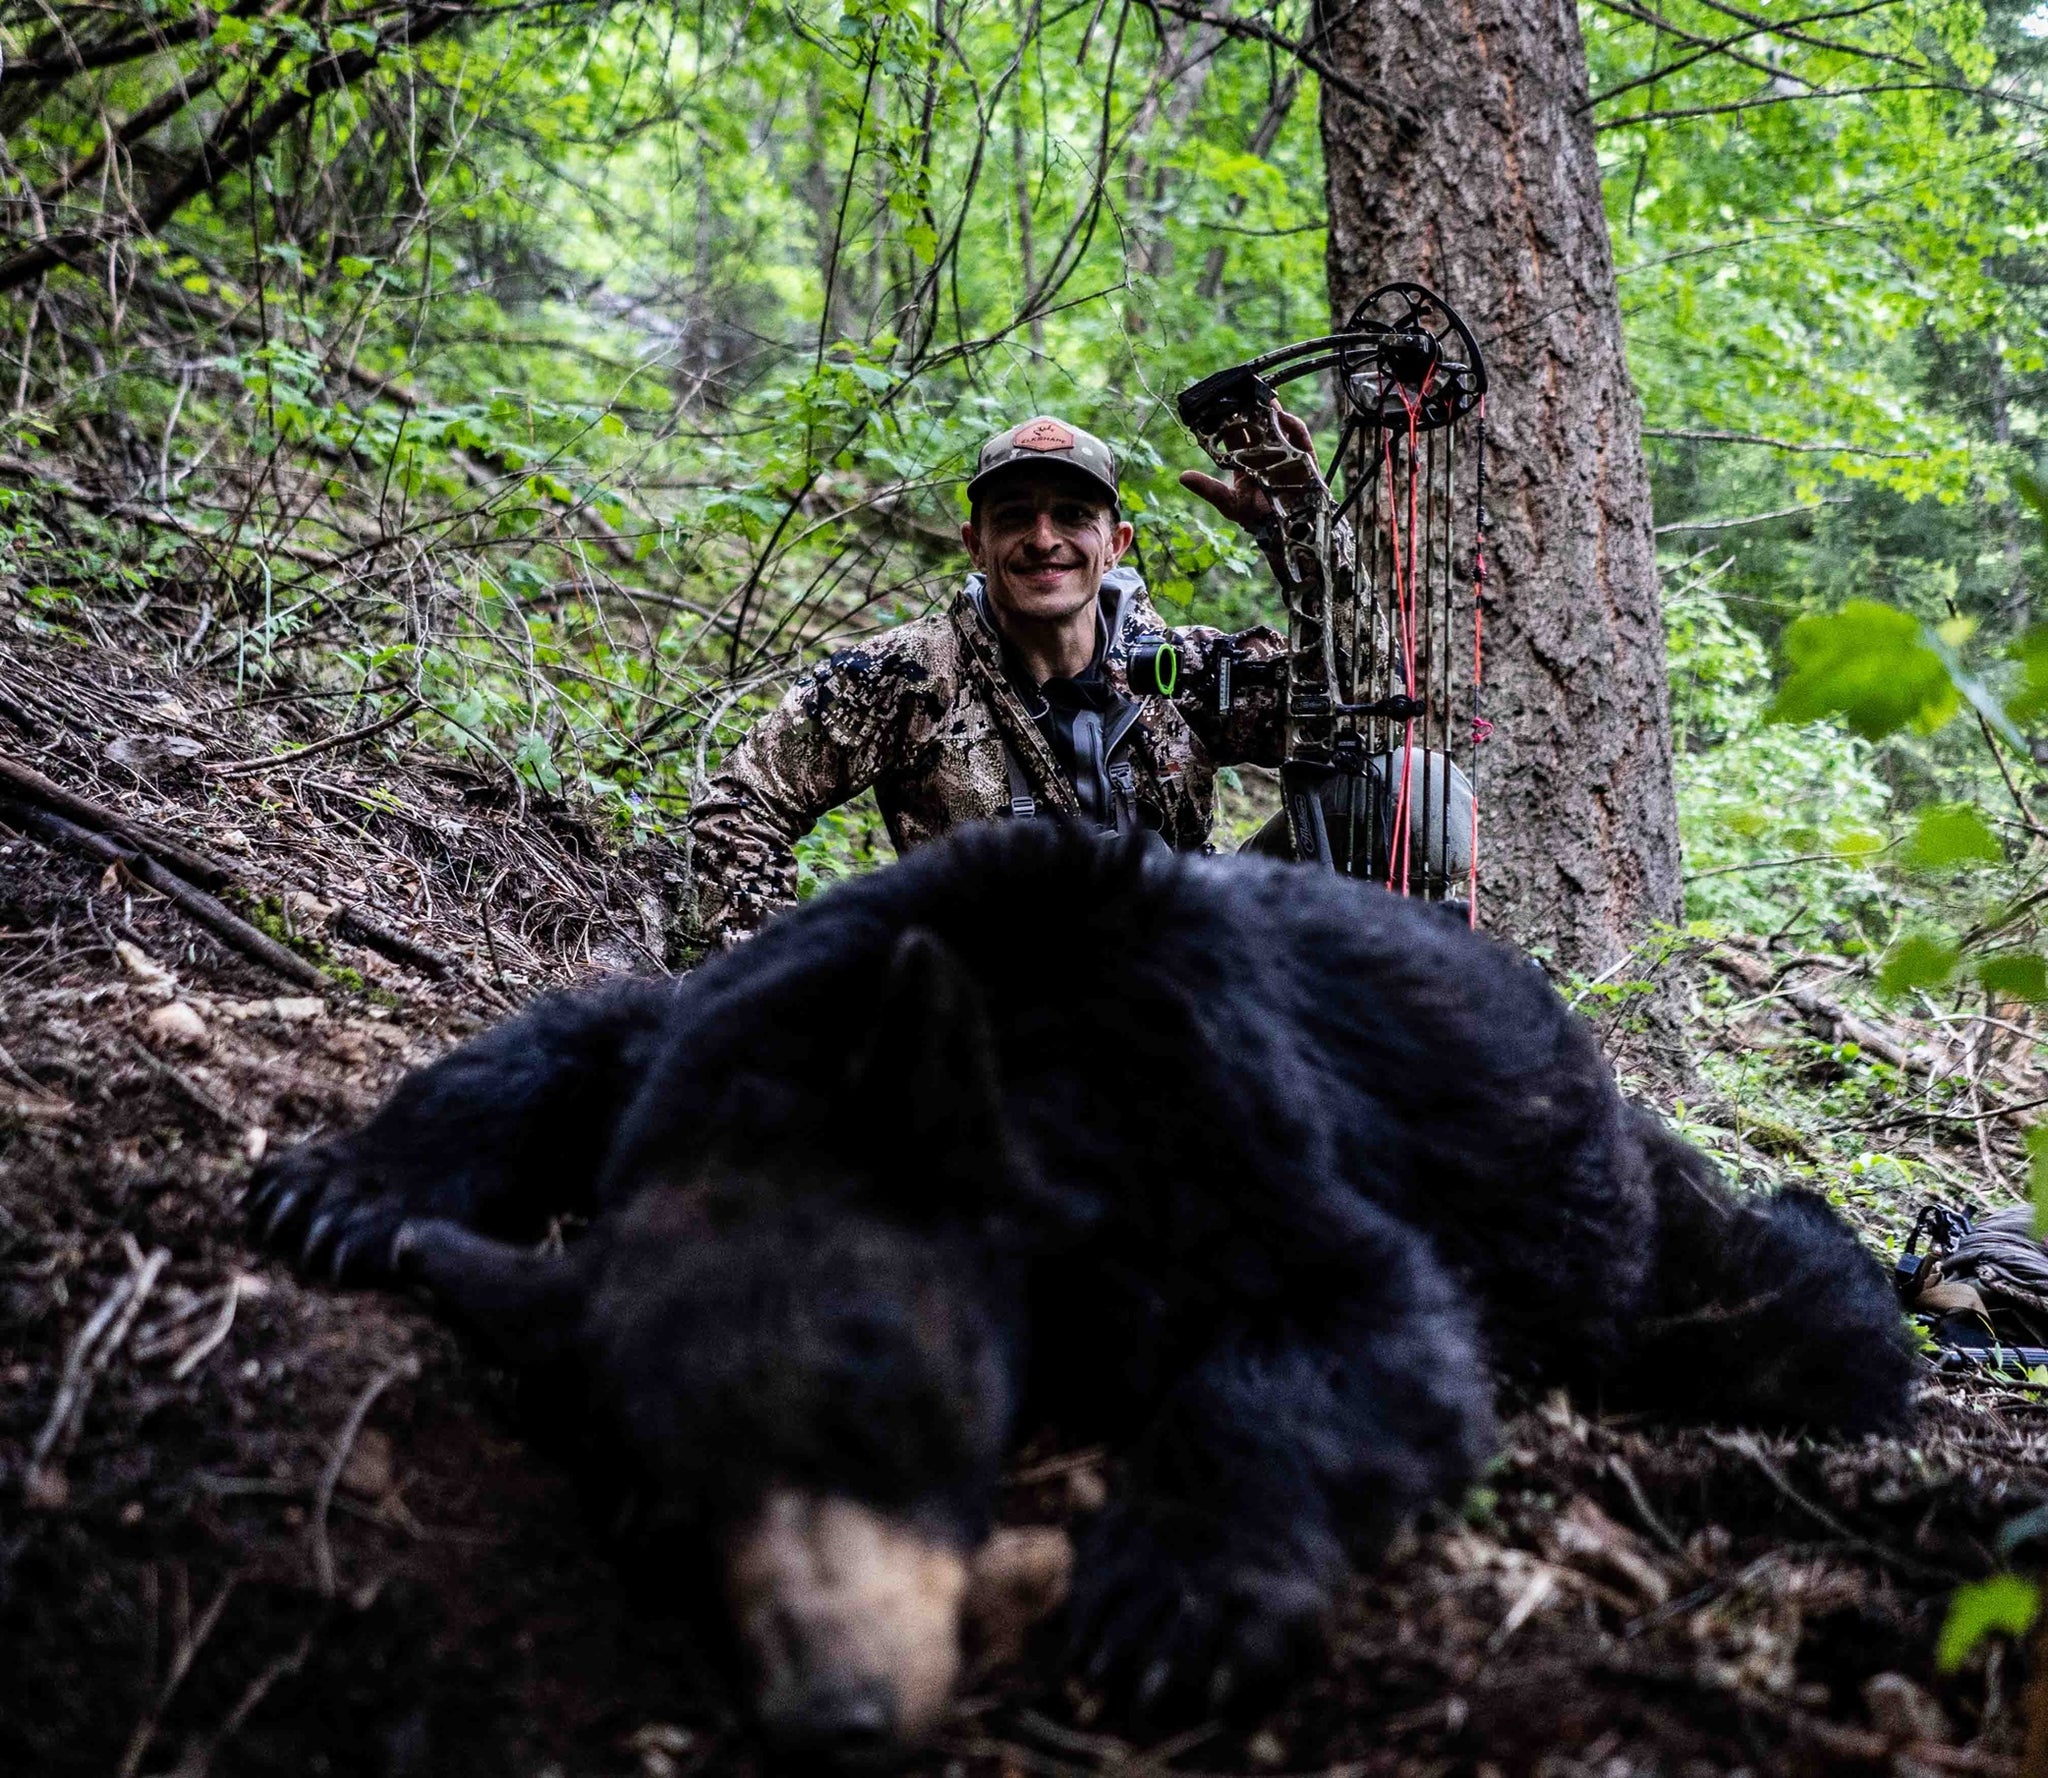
xmin=248 ymin=823 xmax=1914 ymax=1761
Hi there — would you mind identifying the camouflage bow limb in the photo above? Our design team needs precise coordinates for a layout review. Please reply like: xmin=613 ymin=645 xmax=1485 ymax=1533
xmin=1175 ymin=372 xmax=1359 ymax=778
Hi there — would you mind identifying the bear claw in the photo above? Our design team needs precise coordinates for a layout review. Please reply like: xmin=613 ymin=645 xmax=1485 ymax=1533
xmin=1067 ymin=1505 xmax=1326 ymax=1726
xmin=245 ymin=1143 xmax=412 ymax=1288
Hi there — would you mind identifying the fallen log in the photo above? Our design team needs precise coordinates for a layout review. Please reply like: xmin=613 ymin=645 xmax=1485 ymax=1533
xmin=0 ymin=749 xmax=236 ymax=887
xmin=330 ymin=903 xmax=457 ymax=978
xmin=1708 ymin=945 xmax=1940 ymax=1076
xmin=2 ymin=800 xmax=327 ymax=991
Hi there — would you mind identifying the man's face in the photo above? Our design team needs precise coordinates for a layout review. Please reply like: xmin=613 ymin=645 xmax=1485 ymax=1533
xmin=963 ymin=472 xmax=1134 ymax=628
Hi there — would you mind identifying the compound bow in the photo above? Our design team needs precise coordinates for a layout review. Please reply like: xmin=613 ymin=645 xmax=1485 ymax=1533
xmin=1177 ymin=282 xmax=1489 ymax=916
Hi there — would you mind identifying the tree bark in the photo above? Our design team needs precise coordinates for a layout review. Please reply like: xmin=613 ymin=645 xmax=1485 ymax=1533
xmin=1318 ymin=0 xmax=1681 ymax=975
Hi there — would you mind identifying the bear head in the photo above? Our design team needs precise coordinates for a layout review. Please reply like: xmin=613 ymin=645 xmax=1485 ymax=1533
xmin=393 ymin=930 xmax=1055 ymax=1763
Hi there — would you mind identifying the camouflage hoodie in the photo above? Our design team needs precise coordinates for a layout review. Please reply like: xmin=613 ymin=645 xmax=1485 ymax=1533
xmin=687 ymin=566 xmax=1285 ymax=946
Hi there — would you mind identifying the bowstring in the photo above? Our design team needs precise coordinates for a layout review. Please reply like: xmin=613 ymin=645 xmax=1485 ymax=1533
xmin=1381 ymin=366 xmax=1433 ymax=895
xmin=1469 ymin=397 xmax=1489 ymax=928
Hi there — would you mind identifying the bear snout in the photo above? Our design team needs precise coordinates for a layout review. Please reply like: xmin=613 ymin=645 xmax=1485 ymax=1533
xmin=724 ymin=1489 xmax=971 ymax=1763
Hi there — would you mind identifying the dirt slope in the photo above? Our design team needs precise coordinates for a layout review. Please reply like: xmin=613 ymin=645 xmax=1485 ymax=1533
xmin=2 ymin=627 xmax=2043 ymax=1778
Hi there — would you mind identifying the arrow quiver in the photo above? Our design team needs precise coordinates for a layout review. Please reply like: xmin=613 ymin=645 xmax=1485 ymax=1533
xmin=1177 ymin=282 xmax=1489 ymax=915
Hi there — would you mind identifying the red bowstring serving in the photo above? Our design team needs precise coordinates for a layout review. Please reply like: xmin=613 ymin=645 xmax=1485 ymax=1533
xmin=1380 ymin=368 xmax=1432 ymax=895
xmin=1468 ymin=395 xmax=1489 ymax=928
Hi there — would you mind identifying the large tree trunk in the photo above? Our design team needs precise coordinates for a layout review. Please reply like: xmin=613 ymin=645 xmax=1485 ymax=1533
xmin=1319 ymin=0 xmax=1681 ymax=975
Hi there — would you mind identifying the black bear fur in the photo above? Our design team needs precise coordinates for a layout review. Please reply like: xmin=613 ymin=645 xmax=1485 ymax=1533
xmin=249 ymin=822 xmax=1915 ymax=1733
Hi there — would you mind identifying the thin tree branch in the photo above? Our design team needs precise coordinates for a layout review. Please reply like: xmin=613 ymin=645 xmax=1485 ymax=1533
xmin=0 ymin=15 xmax=213 ymax=87
xmin=1655 ymin=497 xmax=1848 ymax=533
xmin=1596 ymin=80 xmax=2022 ymax=132
xmin=1584 ymin=0 xmax=1909 ymax=109
xmin=1642 ymin=426 xmax=1926 ymax=459
xmin=211 ymin=696 xmax=424 ymax=777
xmin=0 ymin=3 xmax=466 ymax=295
xmin=1130 ymin=0 xmax=1416 ymax=133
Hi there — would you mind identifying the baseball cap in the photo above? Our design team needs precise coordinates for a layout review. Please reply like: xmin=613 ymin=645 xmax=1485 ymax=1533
xmin=967 ymin=416 xmax=1120 ymax=510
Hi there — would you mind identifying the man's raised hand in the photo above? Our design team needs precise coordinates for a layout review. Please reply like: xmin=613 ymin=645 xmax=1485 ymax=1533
xmin=1178 ymin=403 xmax=1324 ymax=530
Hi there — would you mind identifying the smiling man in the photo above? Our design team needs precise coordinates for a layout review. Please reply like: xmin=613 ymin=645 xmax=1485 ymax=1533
xmin=687 ymin=415 xmax=1288 ymax=947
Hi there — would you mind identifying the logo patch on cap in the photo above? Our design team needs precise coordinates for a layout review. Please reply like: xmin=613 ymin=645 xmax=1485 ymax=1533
xmin=1014 ymin=418 xmax=1076 ymax=452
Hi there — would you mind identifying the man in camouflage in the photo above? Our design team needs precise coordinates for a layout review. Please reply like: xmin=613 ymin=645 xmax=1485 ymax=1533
xmin=687 ymin=414 xmax=1292 ymax=947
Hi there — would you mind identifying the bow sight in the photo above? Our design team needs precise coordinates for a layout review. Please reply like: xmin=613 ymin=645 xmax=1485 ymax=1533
xmin=1178 ymin=282 xmax=1490 ymax=912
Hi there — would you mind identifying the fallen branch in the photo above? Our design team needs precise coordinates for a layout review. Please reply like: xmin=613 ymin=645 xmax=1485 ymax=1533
xmin=1710 ymin=1431 xmax=1957 ymax=1584
xmin=2 ymin=800 xmax=327 ymax=990
xmin=211 ymin=697 xmax=424 ymax=778
xmin=133 ymin=1277 xmax=241 ymax=1361
xmin=24 ymin=1243 xmax=169 ymax=1508
xmin=330 ymin=903 xmax=513 ymax=1010
xmin=1606 ymin=1455 xmax=1698 ymax=1569
xmin=1789 ymin=1709 xmax=2019 ymax=1775
xmin=1708 ymin=945 xmax=1932 ymax=1073
xmin=0 ymin=685 xmax=38 ymax=733
xmin=170 ymin=1277 xmax=253 ymax=1380
xmin=123 ymin=1034 xmax=241 ymax=1128
xmin=115 ymin=1573 xmax=241 ymax=1778
xmin=330 ymin=903 xmax=457 ymax=978
xmin=310 ymin=1356 xmax=420 ymax=1597
xmin=1833 ymin=1091 xmax=2048 ymax=1132
xmin=0 ymin=1035 xmax=73 ymax=1117
xmin=0 ymin=748 xmax=235 ymax=886
xmin=329 ymin=901 xmax=514 ymax=1009
xmin=178 ymin=1624 xmax=319 ymax=1776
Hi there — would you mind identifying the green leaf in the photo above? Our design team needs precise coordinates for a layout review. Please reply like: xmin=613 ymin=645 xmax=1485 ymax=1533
xmin=1900 ymin=804 xmax=2002 ymax=871
xmin=1878 ymin=933 xmax=1959 ymax=998
xmin=1766 ymin=601 xmax=1959 ymax=740
xmin=2014 ymin=468 xmax=2048 ymax=531
xmin=2029 ymin=1128 xmax=2048 ymax=1239
xmin=513 ymin=731 xmax=562 ymax=795
xmin=1979 ymin=954 xmax=2048 ymax=1003
xmin=1923 ymin=626 xmax=2028 ymax=752
xmin=1937 ymin=1575 xmax=2040 ymax=1672
xmin=500 ymin=558 xmax=552 ymax=598
xmin=2009 ymin=623 xmax=2048 ymax=725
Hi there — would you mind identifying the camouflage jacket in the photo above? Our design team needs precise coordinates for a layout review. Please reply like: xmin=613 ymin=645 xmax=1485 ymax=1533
xmin=687 ymin=567 xmax=1285 ymax=946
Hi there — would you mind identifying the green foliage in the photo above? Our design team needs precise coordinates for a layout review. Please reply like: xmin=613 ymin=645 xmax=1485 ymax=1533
xmin=1766 ymin=603 xmax=1958 ymax=740
xmin=1878 ymin=933 xmax=1960 ymax=999
xmin=3 ymin=0 xmax=2048 ymax=996
xmin=1978 ymin=953 xmax=2048 ymax=1003
xmin=1 ymin=0 xmax=1345 ymax=813
xmin=2008 ymin=622 xmax=2048 ymax=725
xmin=1670 ymin=572 xmax=1892 ymax=937
xmin=794 ymin=794 xmax=892 ymax=899
xmin=1936 ymin=1575 xmax=2040 ymax=1672
xmin=2027 ymin=1128 xmax=2048 ymax=1236
xmin=1900 ymin=804 xmax=2003 ymax=872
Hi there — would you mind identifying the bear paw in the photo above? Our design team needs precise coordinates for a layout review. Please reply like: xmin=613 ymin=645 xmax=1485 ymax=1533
xmin=1066 ymin=1501 xmax=1329 ymax=1727
xmin=246 ymin=1141 xmax=409 ymax=1286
